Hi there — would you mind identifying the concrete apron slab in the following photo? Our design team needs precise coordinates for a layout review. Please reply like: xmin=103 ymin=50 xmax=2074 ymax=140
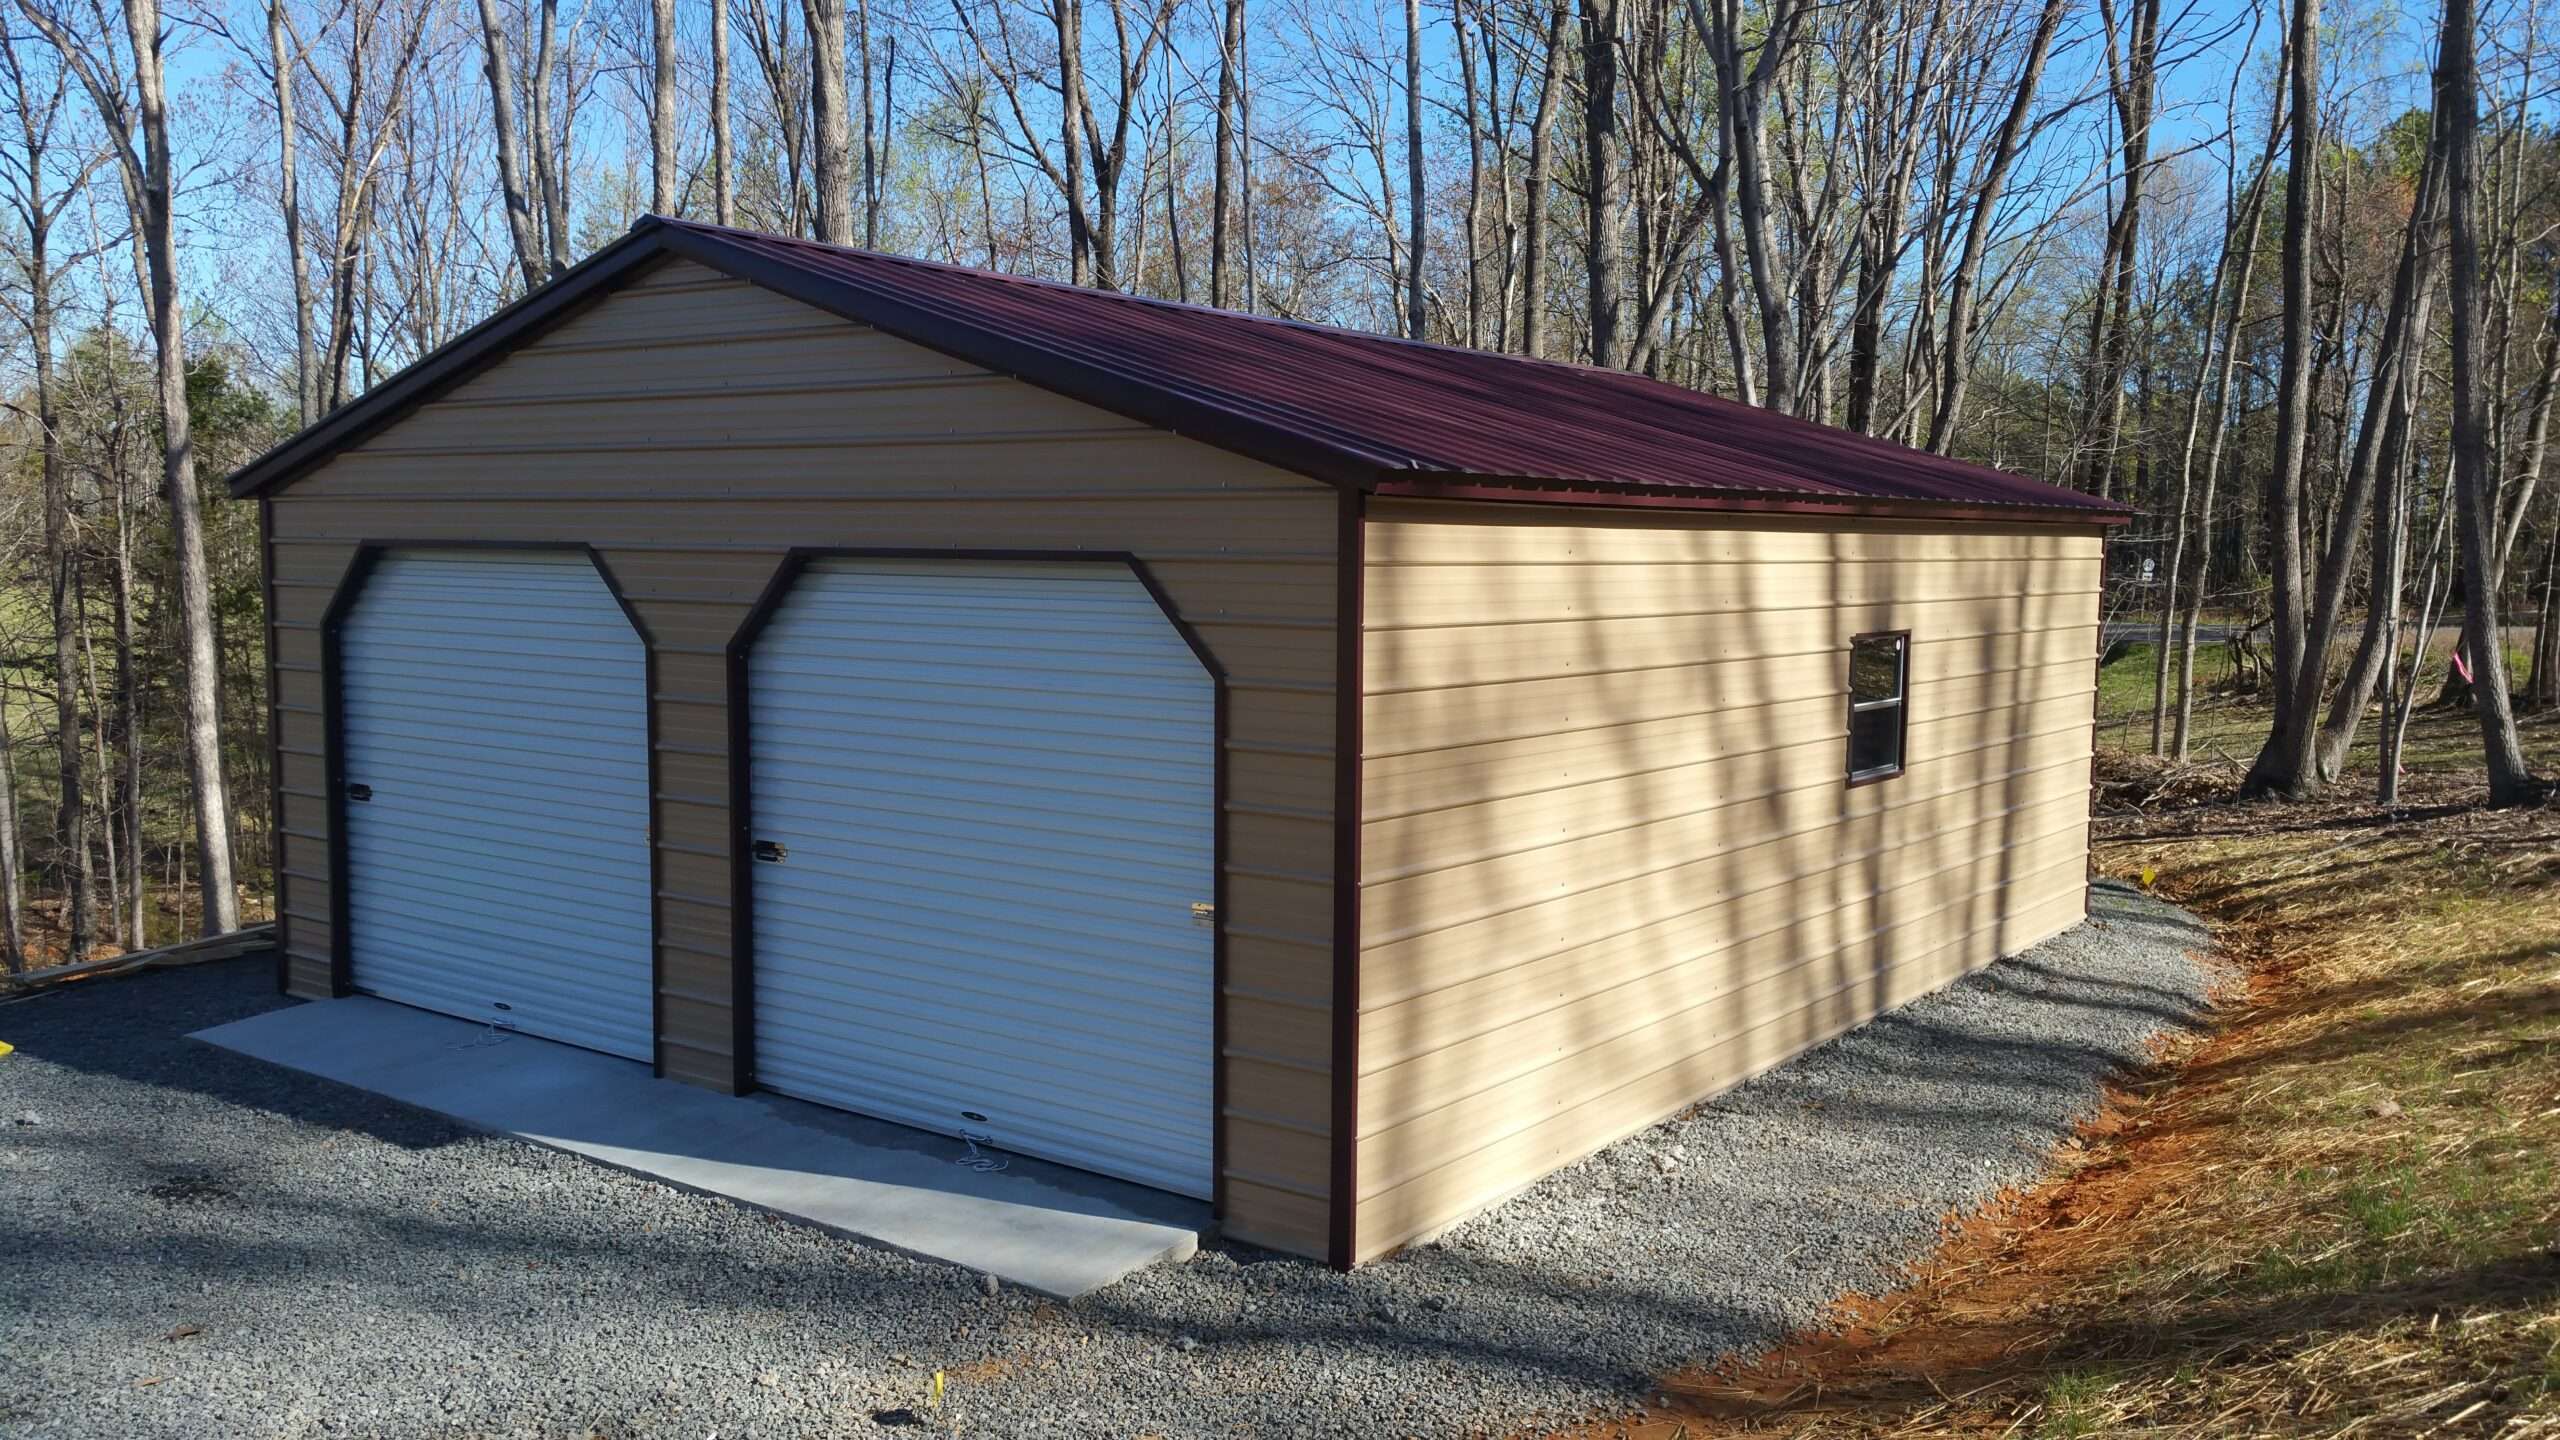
xmin=192 ymin=996 xmax=1205 ymax=1299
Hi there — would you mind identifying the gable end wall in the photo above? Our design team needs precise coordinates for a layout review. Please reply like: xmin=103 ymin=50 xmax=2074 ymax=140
xmin=264 ymin=258 xmax=1344 ymax=1259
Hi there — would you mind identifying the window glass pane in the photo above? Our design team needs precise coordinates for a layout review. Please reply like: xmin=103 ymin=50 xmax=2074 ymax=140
xmin=1849 ymin=634 xmax=1904 ymax=704
xmin=1849 ymin=702 xmax=1903 ymax=776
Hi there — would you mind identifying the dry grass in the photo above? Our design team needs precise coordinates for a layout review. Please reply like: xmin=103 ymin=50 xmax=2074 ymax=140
xmin=1567 ymin=693 xmax=2560 ymax=1439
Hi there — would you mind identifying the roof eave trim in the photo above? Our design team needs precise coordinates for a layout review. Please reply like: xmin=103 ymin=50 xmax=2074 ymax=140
xmin=1371 ymin=476 xmax=2136 ymax=526
xmin=227 ymin=223 xmax=677 ymax=499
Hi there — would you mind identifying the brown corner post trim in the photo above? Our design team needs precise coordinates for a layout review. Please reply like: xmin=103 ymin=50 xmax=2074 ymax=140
xmin=584 ymin=549 xmax=666 ymax=1078
xmin=261 ymin=497 xmax=291 ymax=995
xmin=1327 ymin=489 xmax=1365 ymax=1269
xmin=2086 ymin=537 xmax=2110 ymax=921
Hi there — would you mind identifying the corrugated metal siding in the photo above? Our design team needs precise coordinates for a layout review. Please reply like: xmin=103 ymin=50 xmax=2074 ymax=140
xmin=263 ymin=258 xmax=1341 ymax=1259
xmin=339 ymin=550 xmax=652 ymax=1058
xmin=1351 ymin=500 xmax=2103 ymax=1261
xmin=748 ymin=560 xmax=1216 ymax=1196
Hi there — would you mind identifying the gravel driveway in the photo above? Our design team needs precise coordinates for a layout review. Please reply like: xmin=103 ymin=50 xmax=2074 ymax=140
xmin=2 ymin=881 xmax=2217 ymax=1438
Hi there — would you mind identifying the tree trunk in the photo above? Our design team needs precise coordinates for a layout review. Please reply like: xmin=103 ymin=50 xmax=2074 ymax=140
xmin=1926 ymin=0 xmax=2064 ymax=453
xmin=530 ymin=0 xmax=571 ymax=272
xmin=472 ymin=0 xmax=547 ymax=288
xmin=79 ymin=571 xmax=118 ymax=951
xmin=859 ymin=0 xmax=891 ymax=245
xmin=2269 ymin=123 xmax=2445 ymax=786
xmin=1055 ymin=0 xmax=1093 ymax=282
xmin=2240 ymin=0 xmax=2320 ymax=798
xmin=1403 ymin=0 xmax=1426 ymax=337
xmin=2438 ymin=0 xmax=2534 ymax=802
xmin=1519 ymin=0 xmax=1567 ymax=358
xmin=1581 ymin=0 xmax=1625 ymax=366
xmin=108 ymin=449 xmax=142 ymax=945
xmin=267 ymin=0 xmax=315 ymax=422
xmin=650 ymin=0 xmax=676 ymax=212
xmin=1208 ymin=0 xmax=1244 ymax=306
xmin=22 ymin=0 xmax=248 ymax=934
xmin=2527 ymin=528 xmax=2559 ymax=709
xmin=2172 ymin=47 xmax=2287 ymax=759
xmin=2071 ymin=0 xmax=2159 ymax=498
xmin=33 ymin=224 xmax=86 ymax=962
xmin=712 ymin=0 xmax=733 ymax=224
xmin=2151 ymin=209 xmax=2246 ymax=754
xmin=2312 ymin=349 xmax=2423 ymax=778
xmin=1694 ymin=0 xmax=1802 ymax=409
xmin=2383 ymin=473 xmax=2458 ymax=803
xmin=804 ymin=0 xmax=854 ymax=242
xmin=1451 ymin=0 xmax=1482 ymax=346
xmin=0 ymin=681 xmax=21 ymax=973
xmin=2494 ymin=286 xmax=2560 ymax=578
xmin=135 ymin=0 xmax=239 ymax=930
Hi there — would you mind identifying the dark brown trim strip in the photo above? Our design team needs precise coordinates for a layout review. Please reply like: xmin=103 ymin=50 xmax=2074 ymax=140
xmin=261 ymin=497 xmax=290 ymax=995
xmin=721 ymin=551 xmax=811 ymax=1094
xmin=2086 ymin=538 xmax=2109 ymax=921
xmin=585 ymin=549 xmax=666 ymax=1078
xmin=1327 ymin=488 xmax=1365 ymax=1269
xmin=1121 ymin=558 xmax=1233 ymax=1223
xmin=1371 ymin=477 xmax=2137 ymax=527
xmin=315 ymin=545 xmax=382 ymax=997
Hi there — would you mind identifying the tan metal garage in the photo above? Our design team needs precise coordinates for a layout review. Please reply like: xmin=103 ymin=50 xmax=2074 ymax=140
xmin=237 ymin=216 xmax=2127 ymax=1267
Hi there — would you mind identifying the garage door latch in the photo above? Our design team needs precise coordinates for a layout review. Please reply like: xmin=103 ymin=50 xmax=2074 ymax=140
xmin=1190 ymin=900 xmax=1216 ymax=922
xmin=345 ymin=783 xmax=371 ymax=803
xmin=752 ymin=840 xmax=788 ymax=863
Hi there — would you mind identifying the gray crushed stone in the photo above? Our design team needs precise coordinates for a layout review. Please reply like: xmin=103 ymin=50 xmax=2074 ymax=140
xmin=1 ymin=880 xmax=2219 ymax=1437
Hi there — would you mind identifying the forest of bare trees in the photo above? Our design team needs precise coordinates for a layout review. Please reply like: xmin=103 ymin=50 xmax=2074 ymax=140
xmin=0 ymin=0 xmax=2549 ymax=968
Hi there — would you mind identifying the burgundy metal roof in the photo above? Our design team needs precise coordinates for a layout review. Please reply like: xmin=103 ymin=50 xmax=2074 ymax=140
xmin=231 ymin=216 xmax=2130 ymax=525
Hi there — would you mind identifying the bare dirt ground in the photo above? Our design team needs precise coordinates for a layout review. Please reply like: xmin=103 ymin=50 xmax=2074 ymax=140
xmin=1564 ymin=725 xmax=2560 ymax=1438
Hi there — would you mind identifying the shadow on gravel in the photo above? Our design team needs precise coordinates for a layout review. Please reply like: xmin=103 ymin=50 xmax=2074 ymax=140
xmin=3 ymin=885 xmax=2226 ymax=1434
xmin=5 ymin=957 xmax=492 ymax=1156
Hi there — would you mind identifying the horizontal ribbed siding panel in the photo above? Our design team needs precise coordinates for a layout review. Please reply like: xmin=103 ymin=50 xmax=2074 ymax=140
xmin=1353 ymin=502 xmax=2104 ymax=1262
xmin=341 ymin=550 xmax=652 ymax=1060
xmin=749 ymin=561 xmax=1217 ymax=1198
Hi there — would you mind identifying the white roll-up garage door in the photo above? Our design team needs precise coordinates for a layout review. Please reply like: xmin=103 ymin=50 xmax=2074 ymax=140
xmin=748 ymin=560 xmax=1217 ymax=1198
xmin=339 ymin=549 xmax=653 ymax=1060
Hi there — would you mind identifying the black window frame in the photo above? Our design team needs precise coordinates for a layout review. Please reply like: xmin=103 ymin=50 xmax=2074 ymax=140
xmin=1845 ymin=630 xmax=1910 ymax=786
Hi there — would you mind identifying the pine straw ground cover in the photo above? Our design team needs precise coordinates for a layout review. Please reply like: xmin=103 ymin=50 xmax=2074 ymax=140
xmin=1572 ymin=751 xmax=2560 ymax=1439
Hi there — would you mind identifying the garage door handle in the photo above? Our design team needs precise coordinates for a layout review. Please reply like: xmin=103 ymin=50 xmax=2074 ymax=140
xmin=752 ymin=840 xmax=788 ymax=863
xmin=346 ymin=783 xmax=372 ymax=803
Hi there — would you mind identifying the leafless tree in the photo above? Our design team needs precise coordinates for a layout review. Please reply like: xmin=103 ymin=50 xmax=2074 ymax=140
xmin=2240 ymin=0 xmax=2319 ymax=798
xmin=805 ymin=0 xmax=854 ymax=240
xmin=20 ymin=0 xmax=242 ymax=934
xmin=0 ymin=27 xmax=95 ymax=958
xmin=2436 ymin=0 xmax=2533 ymax=803
xmin=650 ymin=0 xmax=675 ymax=211
xmin=711 ymin=0 xmax=733 ymax=222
